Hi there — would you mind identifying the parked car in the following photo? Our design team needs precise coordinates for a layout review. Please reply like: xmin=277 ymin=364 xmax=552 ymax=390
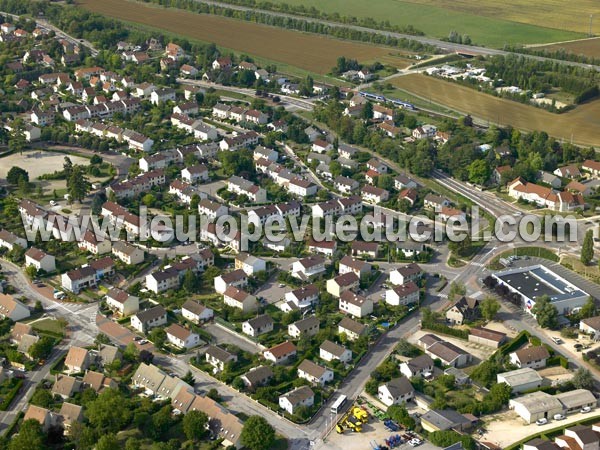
xmin=553 ymin=414 xmax=566 ymax=421
xmin=536 ymin=418 xmax=548 ymax=426
xmin=551 ymin=337 xmax=563 ymax=344
xmin=581 ymin=406 xmax=593 ymax=413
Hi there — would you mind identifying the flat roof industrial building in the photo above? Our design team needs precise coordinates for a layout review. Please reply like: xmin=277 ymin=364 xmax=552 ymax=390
xmin=493 ymin=265 xmax=589 ymax=315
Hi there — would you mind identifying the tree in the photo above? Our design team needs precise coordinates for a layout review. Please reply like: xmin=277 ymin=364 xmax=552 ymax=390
xmin=448 ymin=282 xmax=466 ymax=302
xmin=86 ymin=388 xmax=132 ymax=432
xmin=481 ymin=297 xmax=501 ymax=321
xmin=182 ymin=370 xmax=195 ymax=385
xmin=30 ymin=388 xmax=54 ymax=408
xmin=6 ymin=166 xmax=29 ymax=185
xmin=8 ymin=124 xmax=26 ymax=155
xmin=96 ymin=434 xmax=120 ymax=450
xmin=183 ymin=269 xmax=199 ymax=293
xmin=531 ymin=295 xmax=558 ymax=328
xmin=63 ymin=157 xmax=73 ymax=180
xmin=579 ymin=297 xmax=597 ymax=319
xmin=207 ymin=388 xmax=221 ymax=402
xmin=241 ymin=416 xmax=276 ymax=450
xmin=468 ymin=159 xmax=491 ymax=185
xmin=67 ymin=166 xmax=90 ymax=203
xmin=9 ymin=419 xmax=46 ymax=450
xmin=582 ymin=230 xmax=594 ymax=265
xmin=183 ymin=410 xmax=208 ymax=441
xmin=149 ymin=328 xmax=166 ymax=348
xmin=387 ymin=405 xmax=415 ymax=429
xmin=28 ymin=336 xmax=55 ymax=360
xmin=24 ymin=265 xmax=38 ymax=280
xmin=141 ymin=193 xmax=156 ymax=207
xmin=573 ymin=368 xmax=594 ymax=390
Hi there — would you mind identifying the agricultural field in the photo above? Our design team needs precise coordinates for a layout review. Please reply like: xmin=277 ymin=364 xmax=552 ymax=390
xmin=77 ymin=0 xmax=414 ymax=74
xmin=390 ymin=74 xmax=600 ymax=147
xmin=536 ymin=37 xmax=600 ymax=59
xmin=244 ymin=0 xmax=584 ymax=47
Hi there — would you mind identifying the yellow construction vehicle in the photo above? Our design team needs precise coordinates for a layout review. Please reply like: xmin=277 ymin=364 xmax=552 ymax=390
xmin=352 ymin=406 xmax=369 ymax=424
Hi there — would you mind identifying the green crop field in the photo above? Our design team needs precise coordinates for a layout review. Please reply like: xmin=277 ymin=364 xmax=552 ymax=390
xmin=248 ymin=0 xmax=584 ymax=47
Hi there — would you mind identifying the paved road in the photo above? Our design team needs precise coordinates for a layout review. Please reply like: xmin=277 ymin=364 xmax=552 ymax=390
xmin=0 ymin=346 xmax=67 ymax=434
xmin=193 ymin=0 xmax=600 ymax=72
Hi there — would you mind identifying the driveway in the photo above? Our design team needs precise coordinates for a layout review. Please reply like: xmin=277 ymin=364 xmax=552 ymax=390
xmin=204 ymin=322 xmax=264 ymax=353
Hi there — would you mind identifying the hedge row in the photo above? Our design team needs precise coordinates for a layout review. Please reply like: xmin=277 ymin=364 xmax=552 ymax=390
xmin=421 ymin=321 xmax=469 ymax=340
xmin=0 ymin=379 xmax=24 ymax=411
xmin=494 ymin=330 xmax=530 ymax=357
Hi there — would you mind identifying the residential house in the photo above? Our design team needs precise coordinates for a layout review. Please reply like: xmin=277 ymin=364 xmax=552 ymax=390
xmin=24 ymin=247 xmax=55 ymax=273
xmin=412 ymin=124 xmax=437 ymax=139
xmin=288 ymin=316 xmax=320 ymax=339
xmin=59 ymin=402 xmax=83 ymax=434
xmin=242 ymin=314 xmax=273 ymax=337
xmin=0 ymin=230 xmax=26 ymax=251
xmin=582 ymin=160 xmax=600 ymax=178
xmin=78 ymin=230 xmax=112 ymax=255
xmin=351 ymin=241 xmax=379 ymax=259
xmin=292 ymin=256 xmax=326 ymax=280
xmin=223 ymin=286 xmax=257 ymax=312
xmin=319 ymin=340 xmax=352 ymax=363
xmin=64 ymin=346 xmax=91 ymax=374
xmin=399 ymin=354 xmax=434 ymax=379
xmin=327 ymin=272 xmax=360 ymax=298
xmin=111 ymin=241 xmax=145 ymax=265
xmin=205 ymin=345 xmax=237 ymax=371
xmin=106 ymin=288 xmax=139 ymax=317
xmin=263 ymin=341 xmax=297 ymax=365
xmin=130 ymin=306 xmax=168 ymax=333
xmin=389 ymin=263 xmax=423 ymax=285
xmin=235 ymin=253 xmax=266 ymax=276
xmin=424 ymin=339 xmax=472 ymax=368
xmin=52 ymin=374 xmax=82 ymax=399
xmin=23 ymin=405 xmax=55 ymax=432
xmin=166 ymin=323 xmax=201 ymax=349
xmin=510 ymin=346 xmax=550 ymax=369
xmin=198 ymin=199 xmax=228 ymax=220
xmin=446 ymin=297 xmax=480 ymax=325
xmin=297 ymin=359 xmax=334 ymax=386
xmin=554 ymin=164 xmax=581 ymax=179
xmin=339 ymin=255 xmax=371 ymax=278
xmin=181 ymin=164 xmax=209 ymax=184
xmin=308 ymin=239 xmax=337 ymax=257
xmin=378 ymin=376 xmax=415 ymax=407
xmin=61 ymin=266 xmax=97 ymax=294
xmin=285 ymin=285 xmax=319 ymax=310
xmin=339 ymin=291 xmax=373 ymax=318
xmin=420 ymin=409 xmax=472 ymax=433
xmin=338 ymin=317 xmax=367 ymax=341
xmin=334 ymin=176 xmax=359 ymax=194
xmin=241 ymin=366 xmax=274 ymax=390
xmin=0 ymin=294 xmax=30 ymax=321
xmin=10 ymin=322 xmax=33 ymax=345
xmin=385 ymin=282 xmax=419 ymax=306
xmin=279 ymin=386 xmax=315 ymax=415
xmin=182 ymin=300 xmax=214 ymax=323
xmin=424 ymin=194 xmax=450 ymax=210
xmin=214 ymin=269 xmax=248 ymax=294
xmin=362 ymin=185 xmax=390 ymax=204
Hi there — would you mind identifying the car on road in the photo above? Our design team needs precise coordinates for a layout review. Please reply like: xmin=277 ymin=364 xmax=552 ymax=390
xmin=581 ymin=406 xmax=593 ymax=413
xmin=553 ymin=414 xmax=566 ymax=421
xmin=278 ymin=283 xmax=285 ymax=288
xmin=139 ymin=339 xmax=149 ymax=345
xmin=536 ymin=418 xmax=548 ymax=426
xmin=551 ymin=337 xmax=563 ymax=344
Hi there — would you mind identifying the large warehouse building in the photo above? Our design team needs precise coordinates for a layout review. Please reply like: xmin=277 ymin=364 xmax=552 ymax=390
xmin=492 ymin=265 xmax=589 ymax=316
xmin=509 ymin=389 xmax=597 ymax=423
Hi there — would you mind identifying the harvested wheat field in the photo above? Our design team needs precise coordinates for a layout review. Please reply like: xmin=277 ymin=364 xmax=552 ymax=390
xmin=537 ymin=37 xmax=600 ymax=59
xmin=77 ymin=0 xmax=412 ymax=74
xmin=391 ymin=74 xmax=600 ymax=147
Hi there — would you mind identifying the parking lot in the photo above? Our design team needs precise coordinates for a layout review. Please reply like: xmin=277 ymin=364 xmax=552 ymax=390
xmin=324 ymin=415 xmax=441 ymax=450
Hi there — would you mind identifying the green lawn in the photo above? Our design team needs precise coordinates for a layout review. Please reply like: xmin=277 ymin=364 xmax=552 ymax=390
xmin=259 ymin=0 xmax=583 ymax=47
xmin=31 ymin=318 xmax=67 ymax=337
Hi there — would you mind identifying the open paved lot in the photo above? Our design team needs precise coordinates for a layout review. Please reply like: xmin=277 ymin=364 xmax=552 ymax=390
xmin=324 ymin=415 xmax=440 ymax=450
xmin=482 ymin=410 xmax=600 ymax=448
xmin=0 ymin=150 xmax=88 ymax=179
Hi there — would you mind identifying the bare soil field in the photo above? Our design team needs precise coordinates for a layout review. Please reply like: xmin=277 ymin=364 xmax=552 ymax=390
xmin=0 ymin=151 xmax=88 ymax=179
xmin=537 ymin=37 xmax=600 ymax=59
xmin=391 ymin=74 xmax=600 ymax=147
xmin=77 ymin=0 xmax=413 ymax=74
